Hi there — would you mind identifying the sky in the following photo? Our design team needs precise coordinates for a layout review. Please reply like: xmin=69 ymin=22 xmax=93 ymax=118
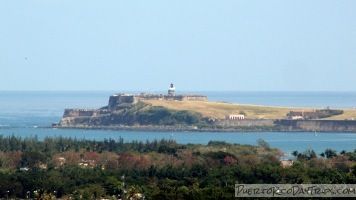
xmin=1 ymin=0 xmax=355 ymax=91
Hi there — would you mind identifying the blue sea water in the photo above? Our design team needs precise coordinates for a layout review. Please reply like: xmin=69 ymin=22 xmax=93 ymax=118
xmin=0 ymin=91 xmax=356 ymax=155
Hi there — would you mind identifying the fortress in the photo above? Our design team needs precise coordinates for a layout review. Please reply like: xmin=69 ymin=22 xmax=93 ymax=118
xmin=107 ymin=84 xmax=207 ymax=110
xmin=59 ymin=84 xmax=207 ymax=126
xmin=56 ymin=84 xmax=356 ymax=132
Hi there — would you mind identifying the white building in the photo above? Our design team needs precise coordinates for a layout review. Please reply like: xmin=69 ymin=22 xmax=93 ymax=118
xmin=226 ymin=114 xmax=245 ymax=120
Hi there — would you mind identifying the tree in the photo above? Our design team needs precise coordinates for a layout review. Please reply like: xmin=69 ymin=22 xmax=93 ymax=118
xmin=78 ymin=184 xmax=106 ymax=199
xmin=257 ymin=139 xmax=271 ymax=151
xmin=324 ymin=148 xmax=337 ymax=158
xmin=20 ymin=150 xmax=46 ymax=169
xmin=117 ymin=152 xmax=140 ymax=170
xmin=104 ymin=177 xmax=122 ymax=196
xmin=176 ymin=186 xmax=189 ymax=200
xmin=292 ymin=151 xmax=299 ymax=157
xmin=297 ymin=149 xmax=317 ymax=160
xmin=190 ymin=164 xmax=208 ymax=177
xmin=223 ymin=156 xmax=237 ymax=165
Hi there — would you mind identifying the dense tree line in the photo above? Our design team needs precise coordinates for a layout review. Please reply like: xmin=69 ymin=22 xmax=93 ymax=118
xmin=0 ymin=135 xmax=355 ymax=199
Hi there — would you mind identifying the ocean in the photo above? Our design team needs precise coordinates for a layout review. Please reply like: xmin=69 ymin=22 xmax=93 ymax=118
xmin=0 ymin=91 xmax=356 ymax=155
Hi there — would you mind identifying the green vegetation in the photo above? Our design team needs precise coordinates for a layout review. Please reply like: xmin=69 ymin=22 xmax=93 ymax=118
xmin=316 ymin=109 xmax=344 ymax=118
xmin=0 ymin=135 xmax=355 ymax=199
xmin=93 ymin=102 xmax=211 ymax=128
xmin=286 ymin=109 xmax=344 ymax=119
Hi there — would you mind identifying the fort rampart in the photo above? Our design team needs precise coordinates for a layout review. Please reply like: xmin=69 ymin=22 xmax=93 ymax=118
xmin=275 ymin=120 xmax=356 ymax=132
xmin=213 ymin=119 xmax=275 ymax=127
xmin=60 ymin=93 xmax=208 ymax=126
xmin=213 ymin=119 xmax=356 ymax=132
xmin=108 ymin=93 xmax=207 ymax=110
xmin=63 ymin=109 xmax=110 ymax=118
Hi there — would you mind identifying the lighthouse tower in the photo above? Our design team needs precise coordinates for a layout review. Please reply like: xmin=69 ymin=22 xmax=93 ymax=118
xmin=168 ymin=83 xmax=175 ymax=96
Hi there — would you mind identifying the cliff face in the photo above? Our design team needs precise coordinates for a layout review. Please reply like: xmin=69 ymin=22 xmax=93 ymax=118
xmin=60 ymin=109 xmax=111 ymax=126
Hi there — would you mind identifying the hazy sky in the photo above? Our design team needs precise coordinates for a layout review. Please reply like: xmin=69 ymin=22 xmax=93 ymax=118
xmin=1 ymin=1 xmax=355 ymax=91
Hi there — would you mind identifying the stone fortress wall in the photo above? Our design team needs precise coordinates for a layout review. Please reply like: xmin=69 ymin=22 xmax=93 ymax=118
xmin=60 ymin=109 xmax=111 ymax=126
xmin=107 ymin=84 xmax=207 ymax=110
xmin=213 ymin=119 xmax=275 ymax=127
xmin=62 ymin=109 xmax=110 ymax=118
xmin=108 ymin=93 xmax=207 ymax=110
xmin=62 ymin=84 xmax=207 ymax=120
xmin=63 ymin=92 xmax=207 ymax=120
xmin=275 ymin=119 xmax=356 ymax=132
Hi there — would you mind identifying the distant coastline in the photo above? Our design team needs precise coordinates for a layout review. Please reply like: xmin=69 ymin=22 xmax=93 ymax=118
xmin=51 ymin=122 xmax=356 ymax=133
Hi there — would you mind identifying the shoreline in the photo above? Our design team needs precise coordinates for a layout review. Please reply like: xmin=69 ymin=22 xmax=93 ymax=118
xmin=48 ymin=125 xmax=356 ymax=133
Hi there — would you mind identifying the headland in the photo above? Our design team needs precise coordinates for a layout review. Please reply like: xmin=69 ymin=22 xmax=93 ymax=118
xmin=55 ymin=84 xmax=356 ymax=132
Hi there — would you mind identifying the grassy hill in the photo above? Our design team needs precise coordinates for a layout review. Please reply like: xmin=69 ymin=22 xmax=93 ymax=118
xmin=142 ymin=100 xmax=356 ymax=120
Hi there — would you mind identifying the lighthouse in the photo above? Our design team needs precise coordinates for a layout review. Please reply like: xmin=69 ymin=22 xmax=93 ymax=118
xmin=168 ymin=83 xmax=175 ymax=96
